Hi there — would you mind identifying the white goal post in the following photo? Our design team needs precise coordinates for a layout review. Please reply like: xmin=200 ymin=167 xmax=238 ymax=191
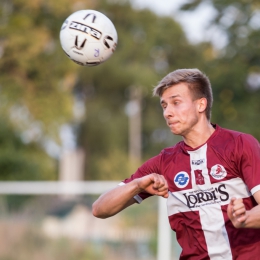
xmin=0 ymin=181 xmax=177 ymax=260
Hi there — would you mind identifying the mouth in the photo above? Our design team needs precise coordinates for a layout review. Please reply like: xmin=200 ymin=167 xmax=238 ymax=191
xmin=167 ymin=121 xmax=179 ymax=127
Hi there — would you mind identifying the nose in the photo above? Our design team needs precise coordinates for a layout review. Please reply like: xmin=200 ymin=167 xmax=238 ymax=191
xmin=163 ymin=105 xmax=173 ymax=119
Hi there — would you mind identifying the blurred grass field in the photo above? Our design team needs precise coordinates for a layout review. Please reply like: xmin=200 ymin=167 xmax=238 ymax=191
xmin=0 ymin=195 xmax=158 ymax=260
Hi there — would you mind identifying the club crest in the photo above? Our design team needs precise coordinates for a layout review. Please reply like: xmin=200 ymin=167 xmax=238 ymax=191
xmin=210 ymin=164 xmax=227 ymax=180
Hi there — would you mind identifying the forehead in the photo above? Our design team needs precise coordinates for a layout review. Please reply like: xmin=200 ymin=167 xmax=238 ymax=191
xmin=160 ymin=83 xmax=192 ymax=102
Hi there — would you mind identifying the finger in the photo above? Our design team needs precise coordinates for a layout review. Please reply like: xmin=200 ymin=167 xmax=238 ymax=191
xmin=159 ymin=175 xmax=168 ymax=186
xmin=233 ymin=208 xmax=246 ymax=217
xmin=157 ymin=178 xmax=168 ymax=197
xmin=157 ymin=187 xmax=168 ymax=193
xmin=156 ymin=189 xmax=169 ymax=198
xmin=157 ymin=181 xmax=168 ymax=192
xmin=233 ymin=201 xmax=245 ymax=209
xmin=150 ymin=174 xmax=168 ymax=195
xmin=230 ymin=197 xmax=237 ymax=205
xmin=152 ymin=173 xmax=166 ymax=189
xmin=151 ymin=173 xmax=161 ymax=189
xmin=156 ymin=178 xmax=167 ymax=188
xmin=227 ymin=197 xmax=238 ymax=220
xmin=232 ymin=198 xmax=243 ymax=206
xmin=232 ymin=200 xmax=245 ymax=213
xmin=233 ymin=204 xmax=245 ymax=213
xmin=237 ymin=214 xmax=247 ymax=223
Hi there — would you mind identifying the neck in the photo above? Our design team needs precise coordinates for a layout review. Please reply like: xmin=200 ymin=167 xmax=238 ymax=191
xmin=183 ymin=121 xmax=215 ymax=148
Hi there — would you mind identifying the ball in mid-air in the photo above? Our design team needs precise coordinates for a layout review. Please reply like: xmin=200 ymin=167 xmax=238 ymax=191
xmin=60 ymin=10 xmax=118 ymax=66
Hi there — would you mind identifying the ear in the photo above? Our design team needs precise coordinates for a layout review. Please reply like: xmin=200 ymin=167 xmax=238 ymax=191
xmin=197 ymin=98 xmax=207 ymax=113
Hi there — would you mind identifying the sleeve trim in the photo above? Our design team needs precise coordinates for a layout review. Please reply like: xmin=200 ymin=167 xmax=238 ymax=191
xmin=251 ymin=184 xmax=260 ymax=195
xmin=133 ymin=194 xmax=143 ymax=204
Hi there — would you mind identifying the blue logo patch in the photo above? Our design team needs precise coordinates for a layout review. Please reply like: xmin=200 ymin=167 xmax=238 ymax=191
xmin=174 ymin=172 xmax=189 ymax=188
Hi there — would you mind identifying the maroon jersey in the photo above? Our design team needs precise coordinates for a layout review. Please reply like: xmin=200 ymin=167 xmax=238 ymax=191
xmin=121 ymin=125 xmax=260 ymax=259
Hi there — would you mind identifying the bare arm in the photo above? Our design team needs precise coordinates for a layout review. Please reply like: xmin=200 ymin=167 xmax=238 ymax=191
xmin=227 ymin=190 xmax=260 ymax=228
xmin=92 ymin=173 xmax=169 ymax=219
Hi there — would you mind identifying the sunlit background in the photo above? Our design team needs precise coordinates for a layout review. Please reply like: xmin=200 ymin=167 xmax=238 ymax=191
xmin=1 ymin=0 xmax=260 ymax=259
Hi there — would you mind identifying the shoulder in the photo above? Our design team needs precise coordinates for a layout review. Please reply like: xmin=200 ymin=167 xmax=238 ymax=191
xmin=215 ymin=125 xmax=258 ymax=143
xmin=216 ymin=125 xmax=244 ymax=138
xmin=214 ymin=125 xmax=259 ymax=152
xmin=154 ymin=141 xmax=186 ymax=167
xmin=161 ymin=141 xmax=184 ymax=154
xmin=140 ymin=141 xmax=184 ymax=171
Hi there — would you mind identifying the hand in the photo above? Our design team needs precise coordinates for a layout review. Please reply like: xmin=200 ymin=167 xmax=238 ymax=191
xmin=135 ymin=173 xmax=169 ymax=198
xmin=227 ymin=197 xmax=247 ymax=228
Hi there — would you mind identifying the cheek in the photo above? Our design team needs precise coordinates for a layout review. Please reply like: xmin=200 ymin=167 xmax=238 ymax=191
xmin=179 ymin=105 xmax=197 ymax=120
xmin=177 ymin=105 xmax=190 ymax=116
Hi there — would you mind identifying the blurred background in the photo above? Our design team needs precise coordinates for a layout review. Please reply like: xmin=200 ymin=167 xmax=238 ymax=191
xmin=0 ymin=0 xmax=260 ymax=259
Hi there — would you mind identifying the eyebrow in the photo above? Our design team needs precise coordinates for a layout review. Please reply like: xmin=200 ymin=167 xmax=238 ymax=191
xmin=160 ymin=95 xmax=180 ymax=105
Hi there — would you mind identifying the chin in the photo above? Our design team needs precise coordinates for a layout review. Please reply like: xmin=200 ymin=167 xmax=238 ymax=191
xmin=171 ymin=129 xmax=182 ymax=136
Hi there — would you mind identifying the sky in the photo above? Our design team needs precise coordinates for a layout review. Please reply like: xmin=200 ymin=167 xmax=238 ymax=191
xmin=130 ymin=0 xmax=185 ymax=15
xmin=130 ymin=0 xmax=227 ymax=49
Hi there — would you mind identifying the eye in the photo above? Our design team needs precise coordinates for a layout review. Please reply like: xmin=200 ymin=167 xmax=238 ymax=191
xmin=161 ymin=102 xmax=167 ymax=110
xmin=161 ymin=105 xmax=166 ymax=110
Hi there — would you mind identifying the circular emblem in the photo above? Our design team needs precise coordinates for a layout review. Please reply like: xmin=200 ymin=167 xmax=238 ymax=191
xmin=210 ymin=164 xmax=227 ymax=180
xmin=174 ymin=172 xmax=190 ymax=188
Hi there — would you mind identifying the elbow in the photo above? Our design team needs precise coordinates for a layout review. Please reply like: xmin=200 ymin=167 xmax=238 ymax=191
xmin=91 ymin=201 xmax=100 ymax=218
xmin=92 ymin=201 xmax=107 ymax=219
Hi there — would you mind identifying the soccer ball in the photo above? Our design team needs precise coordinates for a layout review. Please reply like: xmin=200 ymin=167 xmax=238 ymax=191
xmin=60 ymin=10 xmax=118 ymax=66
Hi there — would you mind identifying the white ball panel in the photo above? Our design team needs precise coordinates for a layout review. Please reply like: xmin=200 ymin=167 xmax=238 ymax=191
xmin=59 ymin=9 xmax=117 ymax=66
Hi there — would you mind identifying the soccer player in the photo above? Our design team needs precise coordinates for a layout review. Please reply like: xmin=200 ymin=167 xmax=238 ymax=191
xmin=92 ymin=69 xmax=260 ymax=259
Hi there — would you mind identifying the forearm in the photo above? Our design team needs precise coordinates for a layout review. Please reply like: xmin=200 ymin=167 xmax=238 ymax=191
xmin=92 ymin=180 xmax=140 ymax=219
xmin=243 ymin=205 xmax=260 ymax=228
xmin=92 ymin=173 xmax=169 ymax=219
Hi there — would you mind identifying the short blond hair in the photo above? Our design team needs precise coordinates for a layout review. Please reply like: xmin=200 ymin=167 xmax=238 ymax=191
xmin=153 ymin=68 xmax=213 ymax=120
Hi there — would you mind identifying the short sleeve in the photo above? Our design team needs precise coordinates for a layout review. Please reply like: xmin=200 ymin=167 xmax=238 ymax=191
xmin=121 ymin=152 xmax=163 ymax=202
xmin=236 ymin=134 xmax=260 ymax=195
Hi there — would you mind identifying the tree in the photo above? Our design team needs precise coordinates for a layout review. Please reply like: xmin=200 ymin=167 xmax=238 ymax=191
xmin=0 ymin=0 xmax=215 ymax=181
xmin=0 ymin=0 xmax=90 ymax=180
xmin=75 ymin=0 xmax=210 ymax=179
xmin=179 ymin=0 xmax=260 ymax=139
xmin=0 ymin=0 xmax=89 ymax=138
xmin=0 ymin=119 xmax=56 ymax=180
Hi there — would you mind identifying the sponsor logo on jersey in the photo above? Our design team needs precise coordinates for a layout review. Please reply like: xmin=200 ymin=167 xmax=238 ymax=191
xmin=210 ymin=164 xmax=227 ymax=180
xmin=183 ymin=184 xmax=229 ymax=208
xmin=192 ymin=159 xmax=205 ymax=165
xmin=194 ymin=169 xmax=205 ymax=185
xmin=174 ymin=172 xmax=189 ymax=188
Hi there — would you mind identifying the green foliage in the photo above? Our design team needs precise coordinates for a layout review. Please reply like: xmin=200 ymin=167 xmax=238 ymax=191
xmin=2 ymin=0 xmax=258 ymax=182
xmin=0 ymin=119 xmax=56 ymax=180
xmin=0 ymin=0 xmax=80 ymax=137
xmin=75 ymin=0 xmax=207 ymax=179
xmin=0 ymin=118 xmax=57 ymax=211
xmin=180 ymin=1 xmax=260 ymax=139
